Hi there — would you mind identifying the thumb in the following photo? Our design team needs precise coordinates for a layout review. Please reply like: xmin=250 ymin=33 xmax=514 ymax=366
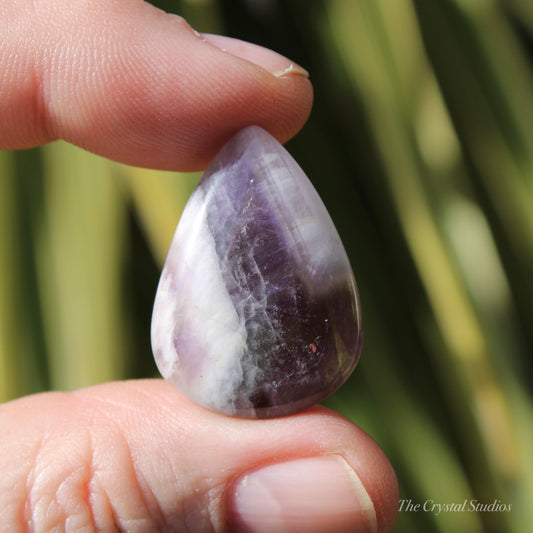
xmin=0 ymin=380 xmax=398 ymax=532
xmin=0 ymin=0 xmax=312 ymax=170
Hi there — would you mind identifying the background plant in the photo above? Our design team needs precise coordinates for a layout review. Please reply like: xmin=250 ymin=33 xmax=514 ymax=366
xmin=1 ymin=1 xmax=532 ymax=531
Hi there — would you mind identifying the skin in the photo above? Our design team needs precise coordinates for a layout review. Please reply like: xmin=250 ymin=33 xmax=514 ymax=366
xmin=0 ymin=1 xmax=399 ymax=531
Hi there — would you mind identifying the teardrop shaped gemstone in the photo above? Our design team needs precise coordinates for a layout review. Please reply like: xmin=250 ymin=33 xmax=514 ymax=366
xmin=151 ymin=126 xmax=362 ymax=418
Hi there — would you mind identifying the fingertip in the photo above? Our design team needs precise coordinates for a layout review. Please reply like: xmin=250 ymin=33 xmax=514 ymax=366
xmin=136 ymin=28 xmax=315 ymax=171
xmin=158 ymin=87 xmax=313 ymax=173
xmin=341 ymin=425 xmax=400 ymax=533
xmin=73 ymin=22 xmax=315 ymax=171
xmin=290 ymin=406 xmax=398 ymax=533
xmin=177 ymin=70 xmax=313 ymax=171
xmin=0 ymin=1 xmax=313 ymax=168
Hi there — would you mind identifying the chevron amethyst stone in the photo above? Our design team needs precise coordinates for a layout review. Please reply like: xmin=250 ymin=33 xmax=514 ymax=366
xmin=151 ymin=126 xmax=362 ymax=418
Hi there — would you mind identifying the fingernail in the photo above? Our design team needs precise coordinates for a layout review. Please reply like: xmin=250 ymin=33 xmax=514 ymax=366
xmin=201 ymin=33 xmax=309 ymax=78
xmin=230 ymin=455 xmax=378 ymax=533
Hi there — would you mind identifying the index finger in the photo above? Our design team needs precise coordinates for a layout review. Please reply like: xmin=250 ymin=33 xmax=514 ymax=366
xmin=0 ymin=0 xmax=312 ymax=170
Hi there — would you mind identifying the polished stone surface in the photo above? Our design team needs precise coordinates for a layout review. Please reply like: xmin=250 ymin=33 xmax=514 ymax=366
xmin=151 ymin=126 xmax=362 ymax=418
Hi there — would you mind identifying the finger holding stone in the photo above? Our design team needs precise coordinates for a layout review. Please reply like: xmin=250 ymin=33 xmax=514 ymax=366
xmin=0 ymin=380 xmax=398 ymax=532
xmin=0 ymin=0 xmax=313 ymax=170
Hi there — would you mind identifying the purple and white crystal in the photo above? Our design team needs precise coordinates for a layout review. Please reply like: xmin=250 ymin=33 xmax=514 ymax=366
xmin=151 ymin=126 xmax=362 ymax=418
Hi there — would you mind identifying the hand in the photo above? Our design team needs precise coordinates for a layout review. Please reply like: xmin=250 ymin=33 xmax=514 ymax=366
xmin=0 ymin=1 xmax=399 ymax=532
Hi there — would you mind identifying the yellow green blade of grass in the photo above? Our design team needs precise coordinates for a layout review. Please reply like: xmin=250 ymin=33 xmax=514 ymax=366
xmin=0 ymin=151 xmax=20 ymax=402
xmin=413 ymin=0 xmax=533 ymax=339
xmin=1 ymin=148 xmax=51 ymax=401
xmin=38 ymin=142 xmax=127 ymax=390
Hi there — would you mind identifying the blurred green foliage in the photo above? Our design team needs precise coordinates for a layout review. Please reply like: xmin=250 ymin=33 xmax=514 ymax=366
xmin=1 ymin=0 xmax=532 ymax=531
